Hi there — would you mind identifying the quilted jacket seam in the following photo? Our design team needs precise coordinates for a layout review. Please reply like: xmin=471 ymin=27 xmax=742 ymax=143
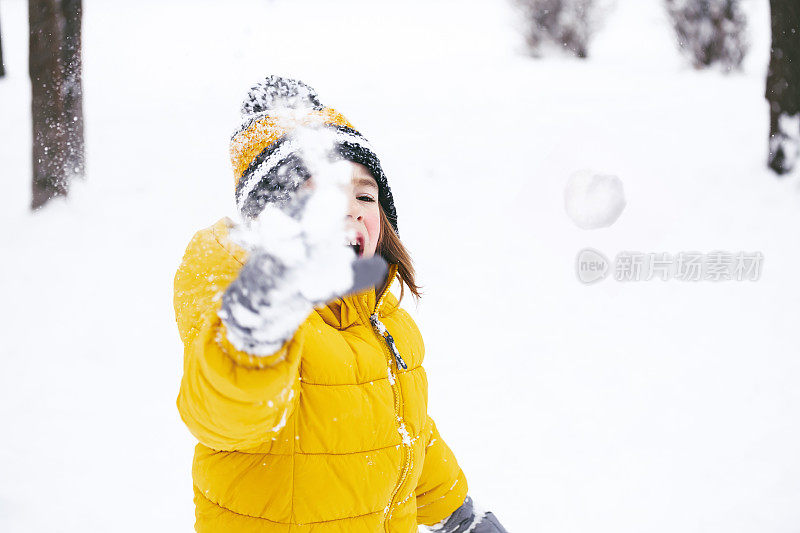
xmin=299 ymin=365 xmax=422 ymax=387
xmin=415 ymin=474 xmax=465 ymax=510
xmin=225 ymin=440 xmax=413 ymax=456
xmin=210 ymin=219 xmax=245 ymax=266
xmin=196 ymin=486 xmax=387 ymax=525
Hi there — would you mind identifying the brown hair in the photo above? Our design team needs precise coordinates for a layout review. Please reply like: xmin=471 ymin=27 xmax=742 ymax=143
xmin=376 ymin=205 xmax=421 ymax=302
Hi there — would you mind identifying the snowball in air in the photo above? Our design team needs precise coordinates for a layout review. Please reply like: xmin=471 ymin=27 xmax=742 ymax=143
xmin=564 ymin=170 xmax=626 ymax=229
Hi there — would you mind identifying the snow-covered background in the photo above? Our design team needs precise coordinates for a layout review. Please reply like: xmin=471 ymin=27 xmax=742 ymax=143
xmin=1 ymin=0 xmax=799 ymax=531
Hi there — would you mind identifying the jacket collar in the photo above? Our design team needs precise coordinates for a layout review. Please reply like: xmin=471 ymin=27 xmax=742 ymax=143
xmin=316 ymin=263 xmax=399 ymax=329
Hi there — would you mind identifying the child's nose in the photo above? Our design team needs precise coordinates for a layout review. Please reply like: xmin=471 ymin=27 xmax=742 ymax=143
xmin=346 ymin=197 xmax=362 ymax=221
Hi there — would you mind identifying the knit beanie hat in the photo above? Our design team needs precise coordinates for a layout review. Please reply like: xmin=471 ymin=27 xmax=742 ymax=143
xmin=230 ymin=76 xmax=398 ymax=233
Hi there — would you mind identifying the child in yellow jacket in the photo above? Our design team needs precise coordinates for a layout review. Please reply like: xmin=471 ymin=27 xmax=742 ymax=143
xmin=175 ymin=76 xmax=508 ymax=533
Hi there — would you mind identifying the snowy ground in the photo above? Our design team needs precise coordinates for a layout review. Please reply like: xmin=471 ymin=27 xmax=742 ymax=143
xmin=2 ymin=0 xmax=800 ymax=531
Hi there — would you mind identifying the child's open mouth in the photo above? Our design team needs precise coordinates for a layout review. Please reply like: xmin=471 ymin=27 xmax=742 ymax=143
xmin=346 ymin=234 xmax=365 ymax=257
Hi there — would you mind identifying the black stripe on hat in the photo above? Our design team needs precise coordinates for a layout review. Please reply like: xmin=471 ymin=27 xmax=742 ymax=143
xmin=235 ymin=135 xmax=290 ymax=205
xmin=237 ymin=124 xmax=398 ymax=233
xmin=238 ymin=151 xmax=311 ymax=218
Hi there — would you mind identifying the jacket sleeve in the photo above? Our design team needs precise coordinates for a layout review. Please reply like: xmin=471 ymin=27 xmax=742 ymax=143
xmin=415 ymin=415 xmax=470 ymax=526
xmin=174 ymin=223 xmax=306 ymax=452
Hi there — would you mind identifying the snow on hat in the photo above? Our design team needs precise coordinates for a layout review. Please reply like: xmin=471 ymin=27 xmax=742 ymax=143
xmin=230 ymin=76 xmax=398 ymax=233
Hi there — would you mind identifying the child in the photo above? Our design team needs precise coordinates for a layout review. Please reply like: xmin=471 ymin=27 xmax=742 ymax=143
xmin=174 ymin=76 xmax=508 ymax=533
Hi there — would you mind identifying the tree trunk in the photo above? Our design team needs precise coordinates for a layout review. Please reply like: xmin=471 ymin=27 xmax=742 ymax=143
xmin=766 ymin=0 xmax=800 ymax=175
xmin=766 ymin=0 xmax=800 ymax=116
xmin=62 ymin=0 xmax=84 ymax=177
xmin=29 ymin=0 xmax=84 ymax=210
xmin=1 ymin=9 xmax=6 ymax=78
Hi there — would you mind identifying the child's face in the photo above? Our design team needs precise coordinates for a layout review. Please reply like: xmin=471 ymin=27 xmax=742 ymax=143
xmin=346 ymin=163 xmax=381 ymax=259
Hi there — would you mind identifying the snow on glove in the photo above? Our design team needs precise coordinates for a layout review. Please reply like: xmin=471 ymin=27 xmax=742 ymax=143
xmin=427 ymin=495 xmax=509 ymax=533
xmin=220 ymin=136 xmax=387 ymax=357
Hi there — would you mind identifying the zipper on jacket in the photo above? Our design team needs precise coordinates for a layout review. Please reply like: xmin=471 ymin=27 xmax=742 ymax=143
xmin=369 ymin=267 xmax=406 ymax=370
xmin=370 ymin=313 xmax=408 ymax=370
xmin=368 ymin=266 xmax=413 ymax=531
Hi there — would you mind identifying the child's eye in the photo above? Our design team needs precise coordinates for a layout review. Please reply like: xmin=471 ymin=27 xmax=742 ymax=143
xmin=357 ymin=195 xmax=375 ymax=202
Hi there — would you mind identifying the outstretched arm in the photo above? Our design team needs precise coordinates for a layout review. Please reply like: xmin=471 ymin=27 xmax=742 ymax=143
xmin=175 ymin=203 xmax=387 ymax=451
xmin=175 ymin=220 xmax=308 ymax=451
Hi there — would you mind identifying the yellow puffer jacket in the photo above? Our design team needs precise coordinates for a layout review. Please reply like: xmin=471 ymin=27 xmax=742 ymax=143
xmin=175 ymin=218 xmax=468 ymax=532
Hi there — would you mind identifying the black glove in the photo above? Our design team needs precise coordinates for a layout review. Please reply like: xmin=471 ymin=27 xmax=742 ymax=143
xmin=429 ymin=495 xmax=509 ymax=533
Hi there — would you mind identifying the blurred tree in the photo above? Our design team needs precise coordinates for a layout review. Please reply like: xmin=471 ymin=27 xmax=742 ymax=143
xmin=766 ymin=0 xmax=800 ymax=175
xmin=514 ymin=0 xmax=597 ymax=58
xmin=664 ymin=0 xmax=748 ymax=71
xmin=1 ymin=9 xmax=5 ymax=78
xmin=29 ymin=0 xmax=84 ymax=209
